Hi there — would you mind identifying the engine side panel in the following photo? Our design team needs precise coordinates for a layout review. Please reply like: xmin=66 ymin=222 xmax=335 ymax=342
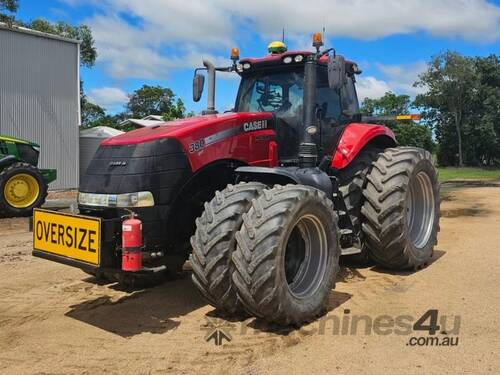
xmin=331 ymin=123 xmax=396 ymax=169
xmin=177 ymin=114 xmax=277 ymax=171
xmin=102 ymin=112 xmax=278 ymax=172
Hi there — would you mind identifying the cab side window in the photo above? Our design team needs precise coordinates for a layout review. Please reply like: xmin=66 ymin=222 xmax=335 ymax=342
xmin=316 ymin=67 xmax=341 ymax=122
xmin=341 ymin=76 xmax=360 ymax=114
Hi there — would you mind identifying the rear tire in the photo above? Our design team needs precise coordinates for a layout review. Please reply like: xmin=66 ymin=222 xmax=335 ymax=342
xmin=337 ymin=145 xmax=382 ymax=264
xmin=232 ymin=185 xmax=340 ymax=325
xmin=0 ymin=162 xmax=48 ymax=218
xmin=190 ymin=182 xmax=265 ymax=314
xmin=361 ymin=147 xmax=440 ymax=269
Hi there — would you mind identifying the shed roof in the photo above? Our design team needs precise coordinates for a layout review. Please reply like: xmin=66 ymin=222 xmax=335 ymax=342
xmin=0 ymin=22 xmax=80 ymax=44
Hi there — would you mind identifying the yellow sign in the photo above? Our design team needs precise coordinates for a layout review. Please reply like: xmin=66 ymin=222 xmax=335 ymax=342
xmin=33 ymin=209 xmax=101 ymax=265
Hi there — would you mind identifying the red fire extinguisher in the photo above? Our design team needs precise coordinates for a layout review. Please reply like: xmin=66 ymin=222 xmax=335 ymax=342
xmin=121 ymin=211 xmax=142 ymax=272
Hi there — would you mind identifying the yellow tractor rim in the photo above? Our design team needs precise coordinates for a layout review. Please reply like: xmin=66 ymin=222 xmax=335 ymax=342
xmin=4 ymin=173 xmax=40 ymax=208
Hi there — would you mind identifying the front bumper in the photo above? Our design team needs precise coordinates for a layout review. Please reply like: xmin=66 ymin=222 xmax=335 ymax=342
xmin=32 ymin=205 xmax=171 ymax=274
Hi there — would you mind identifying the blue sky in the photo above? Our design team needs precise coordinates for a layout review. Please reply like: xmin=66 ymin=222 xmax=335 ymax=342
xmin=15 ymin=0 xmax=500 ymax=115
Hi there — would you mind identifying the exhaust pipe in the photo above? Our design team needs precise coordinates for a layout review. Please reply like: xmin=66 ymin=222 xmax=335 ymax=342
xmin=299 ymin=55 xmax=318 ymax=168
xmin=203 ymin=59 xmax=217 ymax=115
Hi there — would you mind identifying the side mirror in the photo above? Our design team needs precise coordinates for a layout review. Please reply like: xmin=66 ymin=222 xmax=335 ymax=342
xmin=327 ymin=55 xmax=346 ymax=91
xmin=193 ymin=74 xmax=205 ymax=102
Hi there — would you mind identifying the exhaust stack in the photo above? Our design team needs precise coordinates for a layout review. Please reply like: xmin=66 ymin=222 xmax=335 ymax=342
xmin=203 ymin=59 xmax=217 ymax=115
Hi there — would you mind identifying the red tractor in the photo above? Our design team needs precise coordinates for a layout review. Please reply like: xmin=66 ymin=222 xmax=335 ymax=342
xmin=33 ymin=33 xmax=440 ymax=325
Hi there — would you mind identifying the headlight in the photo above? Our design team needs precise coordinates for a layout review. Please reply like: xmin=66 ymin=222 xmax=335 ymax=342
xmin=78 ymin=191 xmax=155 ymax=208
xmin=294 ymin=55 xmax=304 ymax=63
xmin=283 ymin=56 xmax=293 ymax=64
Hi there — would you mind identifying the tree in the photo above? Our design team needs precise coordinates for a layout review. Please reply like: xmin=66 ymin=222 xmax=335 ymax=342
xmin=0 ymin=0 xmax=17 ymax=11
xmin=126 ymin=85 xmax=187 ymax=120
xmin=414 ymin=52 xmax=477 ymax=166
xmin=0 ymin=0 xmax=18 ymax=24
xmin=469 ymin=55 xmax=500 ymax=165
xmin=361 ymin=92 xmax=435 ymax=152
xmin=362 ymin=92 xmax=413 ymax=127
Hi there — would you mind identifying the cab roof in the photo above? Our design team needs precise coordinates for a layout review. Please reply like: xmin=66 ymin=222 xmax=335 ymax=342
xmin=239 ymin=50 xmax=356 ymax=70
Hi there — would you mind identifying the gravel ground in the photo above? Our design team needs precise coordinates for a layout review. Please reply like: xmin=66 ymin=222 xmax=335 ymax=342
xmin=0 ymin=183 xmax=499 ymax=374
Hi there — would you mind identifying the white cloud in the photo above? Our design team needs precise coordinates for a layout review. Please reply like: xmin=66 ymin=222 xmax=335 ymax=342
xmin=74 ymin=0 xmax=500 ymax=80
xmin=376 ymin=61 xmax=428 ymax=96
xmin=356 ymin=76 xmax=392 ymax=101
xmin=88 ymin=87 xmax=128 ymax=110
xmin=357 ymin=61 xmax=429 ymax=101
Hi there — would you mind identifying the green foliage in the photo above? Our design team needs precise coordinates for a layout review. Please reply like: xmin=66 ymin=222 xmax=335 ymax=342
xmin=81 ymin=84 xmax=189 ymax=130
xmin=81 ymin=100 xmax=106 ymax=128
xmin=393 ymin=124 xmax=435 ymax=152
xmin=361 ymin=92 xmax=435 ymax=151
xmin=415 ymin=52 xmax=500 ymax=167
xmin=0 ymin=0 xmax=18 ymax=24
xmin=127 ymin=85 xmax=187 ymax=120
xmin=0 ymin=0 xmax=18 ymax=12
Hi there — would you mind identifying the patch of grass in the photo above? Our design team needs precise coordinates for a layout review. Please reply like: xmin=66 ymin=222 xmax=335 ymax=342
xmin=438 ymin=167 xmax=500 ymax=182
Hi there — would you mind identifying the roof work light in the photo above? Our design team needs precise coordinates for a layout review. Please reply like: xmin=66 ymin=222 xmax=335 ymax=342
xmin=230 ymin=47 xmax=240 ymax=61
xmin=312 ymin=32 xmax=323 ymax=50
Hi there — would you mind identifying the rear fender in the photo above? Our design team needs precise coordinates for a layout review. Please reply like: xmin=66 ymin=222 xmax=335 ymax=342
xmin=40 ymin=169 xmax=57 ymax=184
xmin=236 ymin=166 xmax=333 ymax=198
xmin=331 ymin=123 xmax=396 ymax=169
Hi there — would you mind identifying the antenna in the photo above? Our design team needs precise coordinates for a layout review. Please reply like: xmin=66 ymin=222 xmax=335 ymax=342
xmin=282 ymin=28 xmax=285 ymax=43
xmin=322 ymin=26 xmax=325 ymax=41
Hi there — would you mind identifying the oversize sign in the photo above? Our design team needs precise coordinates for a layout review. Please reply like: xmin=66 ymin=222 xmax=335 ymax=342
xmin=33 ymin=209 xmax=101 ymax=265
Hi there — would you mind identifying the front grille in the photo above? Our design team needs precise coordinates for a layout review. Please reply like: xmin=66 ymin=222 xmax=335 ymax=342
xmin=79 ymin=138 xmax=192 ymax=206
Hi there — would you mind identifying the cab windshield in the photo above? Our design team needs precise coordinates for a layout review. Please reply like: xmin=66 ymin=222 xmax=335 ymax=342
xmin=235 ymin=67 xmax=347 ymax=121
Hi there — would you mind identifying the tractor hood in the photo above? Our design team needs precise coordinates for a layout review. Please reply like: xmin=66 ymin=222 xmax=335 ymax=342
xmin=0 ymin=134 xmax=39 ymax=147
xmin=80 ymin=111 xmax=276 ymax=205
xmin=102 ymin=112 xmax=272 ymax=147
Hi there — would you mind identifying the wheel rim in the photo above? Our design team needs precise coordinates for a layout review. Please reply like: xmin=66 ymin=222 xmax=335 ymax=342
xmin=284 ymin=214 xmax=328 ymax=299
xmin=4 ymin=173 xmax=40 ymax=208
xmin=406 ymin=171 xmax=435 ymax=249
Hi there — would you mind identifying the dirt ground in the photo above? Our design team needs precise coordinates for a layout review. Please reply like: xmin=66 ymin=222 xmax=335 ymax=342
xmin=0 ymin=183 xmax=499 ymax=374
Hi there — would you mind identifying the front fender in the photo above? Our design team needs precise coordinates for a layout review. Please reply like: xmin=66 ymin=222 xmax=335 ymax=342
xmin=236 ymin=166 xmax=333 ymax=198
xmin=331 ymin=123 xmax=396 ymax=169
xmin=0 ymin=155 xmax=17 ymax=169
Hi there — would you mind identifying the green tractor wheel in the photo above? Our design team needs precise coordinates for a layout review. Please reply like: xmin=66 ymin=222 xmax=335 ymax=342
xmin=0 ymin=162 xmax=48 ymax=217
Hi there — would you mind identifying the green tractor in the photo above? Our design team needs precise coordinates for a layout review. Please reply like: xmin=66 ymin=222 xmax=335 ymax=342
xmin=0 ymin=135 xmax=57 ymax=217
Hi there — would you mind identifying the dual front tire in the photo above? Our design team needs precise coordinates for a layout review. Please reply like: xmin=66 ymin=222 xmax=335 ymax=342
xmin=191 ymin=182 xmax=340 ymax=324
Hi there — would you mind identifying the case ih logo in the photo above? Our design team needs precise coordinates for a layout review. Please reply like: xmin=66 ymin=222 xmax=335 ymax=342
xmin=108 ymin=161 xmax=127 ymax=167
xmin=243 ymin=120 xmax=268 ymax=132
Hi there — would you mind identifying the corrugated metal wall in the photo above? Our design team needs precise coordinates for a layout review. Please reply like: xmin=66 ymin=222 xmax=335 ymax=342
xmin=0 ymin=27 xmax=79 ymax=189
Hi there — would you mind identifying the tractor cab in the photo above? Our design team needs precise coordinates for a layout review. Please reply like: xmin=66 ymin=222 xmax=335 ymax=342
xmin=235 ymin=48 xmax=360 ymax=163
xmin=193 ymin=35 xmax=362 ymax=167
